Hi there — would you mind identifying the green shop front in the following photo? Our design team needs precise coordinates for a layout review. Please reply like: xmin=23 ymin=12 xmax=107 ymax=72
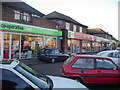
xmin=0 ymin=21 xmax=62 ymax=60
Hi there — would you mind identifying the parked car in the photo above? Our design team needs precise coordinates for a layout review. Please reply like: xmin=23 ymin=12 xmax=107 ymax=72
xmin=116 ymin=47 xmax=120 ymax=51
xmin=96 ymin=50 xmax=120 ymax=65
xmin=61 ymin=55 xmax=120 ymax=84
xmin=0 ymin=60 xmax=88 ymax=89
xmin=38 ymin=48 xmax=69 ymax=63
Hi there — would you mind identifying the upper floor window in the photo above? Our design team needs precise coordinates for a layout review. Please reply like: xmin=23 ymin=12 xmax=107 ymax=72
xmin=14 ymin=10 xmax=31 ymax=22
xmin=79 ymin=26 xmax=82 ymax=33
xmin=66 ymin=22 xmax=70 ymax=30
xmin=73 ymin=25 xmax=76 ymax=32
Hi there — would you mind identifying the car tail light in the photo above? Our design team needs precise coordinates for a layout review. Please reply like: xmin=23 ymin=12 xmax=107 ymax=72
xmin=47 ymin=55 xmax=51 ymax=57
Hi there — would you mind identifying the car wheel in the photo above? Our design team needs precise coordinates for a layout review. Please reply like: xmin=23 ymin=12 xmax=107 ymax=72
xmin=51 ymin=59 xmax=55 ymax=63
xmin=73 ymin=77 xmax=83 ymax=84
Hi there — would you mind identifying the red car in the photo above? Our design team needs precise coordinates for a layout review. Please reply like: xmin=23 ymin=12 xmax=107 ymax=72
xmin=61 ymin=55 xmax=120 ymax=84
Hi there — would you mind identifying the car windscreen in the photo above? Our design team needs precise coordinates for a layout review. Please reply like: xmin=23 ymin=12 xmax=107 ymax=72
xmin=14 ymin=62 xmax=52 ymax=89
xmin=97 ymin=52 xmax=106 ymax=55
xmin=64 ymin=56 xmax=74 ymax=66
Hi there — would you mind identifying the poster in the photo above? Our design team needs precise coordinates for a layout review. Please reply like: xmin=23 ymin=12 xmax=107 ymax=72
xmin=24 ymin=41 xmax=29 ymax=49
xmin=31 ymin=41 xmax=35 ymax=50
xmin=12 ymin=41 xmax=19 ymax=50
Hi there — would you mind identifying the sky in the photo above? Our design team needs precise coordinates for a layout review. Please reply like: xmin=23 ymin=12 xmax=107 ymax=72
xmin=21 ymin=0 xmax=119 ymax=40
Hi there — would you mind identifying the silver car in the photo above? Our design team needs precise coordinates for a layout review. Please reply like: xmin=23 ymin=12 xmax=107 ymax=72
xmin=97 ymin=50 xmax=120 ymax=66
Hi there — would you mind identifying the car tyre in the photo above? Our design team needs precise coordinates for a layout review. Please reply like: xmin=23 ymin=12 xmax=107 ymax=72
xmin=73 ymin=77 xmax=83 ymax=84
xmin=51 ymin=59 xmax=55 ymax=63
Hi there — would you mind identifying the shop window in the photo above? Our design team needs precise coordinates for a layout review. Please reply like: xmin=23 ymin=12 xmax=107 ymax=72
xmin=82 ymin=41 xmax=91 ymax=52
xmin=21 ymin=35 xmax=38 ymax=59
xmin=71 ymin=40 xmax=80 ymax=53
xmin=38 ymin=37 xmax=43 ymax=49
xmin=11 ymin=34 xmax=20 ymax=59
xmin=44 ymin=37 xmax=56 ymax=48
xmin=14 ymin=10 xmax=31 ymax=22
xmin=4 ymin=33 xmax=10 ymax=59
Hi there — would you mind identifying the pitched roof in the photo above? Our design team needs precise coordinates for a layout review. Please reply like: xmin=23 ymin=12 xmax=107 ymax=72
xmin=87 ymin=28 xmax=107 ymax=34
xmin=44 ymin=11 xmax=88 ymax=27
xmin=2 ymin=1 xmax=45 ymax=17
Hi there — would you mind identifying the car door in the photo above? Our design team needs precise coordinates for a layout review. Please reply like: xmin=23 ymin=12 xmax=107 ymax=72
xmin=54 ymin=49 xmax=67 ymax=61
xmin=95 ymin=58 xmax=120 ymax=84
xmin=71 ymin=58 xmax=96 ymax=83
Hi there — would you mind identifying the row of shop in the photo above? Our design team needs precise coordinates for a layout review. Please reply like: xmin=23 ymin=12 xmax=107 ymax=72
xmin=0 ymin=21 xmax=116 ymax=60
xmin=0 ymin=21 xmax=61 ymax=60
xmin=66 ymin=31 xmax=116 ymax=54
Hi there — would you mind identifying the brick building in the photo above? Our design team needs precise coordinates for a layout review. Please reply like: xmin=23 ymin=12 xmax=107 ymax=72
xmin=0 ymin=2 xmax=62 ymax=60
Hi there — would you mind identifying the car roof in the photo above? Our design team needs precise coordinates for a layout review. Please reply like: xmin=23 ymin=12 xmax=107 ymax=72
xmin=0 ymin=60 xmax=19 ymax=69
xmin=100 ymin=50 xmax=119 ymax=53
xmin=72 ymin=54 xmax=112 ymax=59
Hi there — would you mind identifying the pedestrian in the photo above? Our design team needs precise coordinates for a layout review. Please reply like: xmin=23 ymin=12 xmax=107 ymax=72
xmin=37 ymin=44 xmax=40 ymax=57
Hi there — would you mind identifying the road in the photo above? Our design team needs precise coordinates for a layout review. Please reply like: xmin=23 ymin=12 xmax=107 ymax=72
xmin=20 ymin=58 xmax=120 ymax=90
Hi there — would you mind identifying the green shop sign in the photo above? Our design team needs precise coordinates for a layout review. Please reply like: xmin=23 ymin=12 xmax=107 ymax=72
xmin=0 ymin=21 xmax=62 ymax=36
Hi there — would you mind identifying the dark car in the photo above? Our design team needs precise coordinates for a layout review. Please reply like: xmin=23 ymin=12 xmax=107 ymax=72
xmin=61 ymin=55 xmax=120 ymax=84
xmin=38 ymin=48 xmax=69 ymax=63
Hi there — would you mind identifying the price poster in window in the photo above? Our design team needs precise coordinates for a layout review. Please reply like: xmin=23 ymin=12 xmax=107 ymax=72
xmin=24 ymin=41 xmax=29 ymax=49
xmin=31 ymin=41 xmax=35 ymax=50
xmin=12 ymin=41 xmax=19 ymax=50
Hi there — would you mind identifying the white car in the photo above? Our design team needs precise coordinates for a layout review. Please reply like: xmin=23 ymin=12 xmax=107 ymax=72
xmin=0 ymin=60 xmax=88 ymax=90
xmin=97 ymin=50 xmax=120 ymax=66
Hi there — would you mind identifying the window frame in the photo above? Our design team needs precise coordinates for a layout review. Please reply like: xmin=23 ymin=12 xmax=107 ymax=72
xmin=1 ymin=68 xmax=37 ymax=89
xmin=66 ymin=22 xmax=70 ymax=30
xmin=73 ymin=25 xmax=76 ymax=32
xmin=95 ymin=58 xmax=118 ymax=70
xmin=108 ymin=52 xmax=119 ymax=58
xmin=14 ymin=10 xmax=31 ymax=22
xmin=79 ymin=26 xmax=82 ymax=33
xmin=71 ymin=58 xmax=95 ymax=69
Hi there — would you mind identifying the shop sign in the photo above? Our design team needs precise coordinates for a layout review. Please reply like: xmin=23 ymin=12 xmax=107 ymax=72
xmin=74 ymin=32 xmax=92 ymax=41
xmin=0 ymin=21 xmax=62 ymax=36
xmin=59 ymin=36 xmax=63 ymax=40
xmin=68 ymin=31 xmax=74 ymax=38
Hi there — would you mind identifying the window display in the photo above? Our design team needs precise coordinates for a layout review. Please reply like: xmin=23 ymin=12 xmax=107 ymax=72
xmin=44 ymin=37 xmax=56 ymax=48
xmin=4 ymin=33 xmax=10 ymax=59
xmin=3 ymin=33 xmax=57 ymax=60
xmin=82 ymin=41 xmax=91 ymax=52
xmin=38 ymin=37 xmax=43 ymax=49
xmin=11 ymin=34 xmax=20 ymax=59
xmin=71 ymin=40 xmax=80 ymax=53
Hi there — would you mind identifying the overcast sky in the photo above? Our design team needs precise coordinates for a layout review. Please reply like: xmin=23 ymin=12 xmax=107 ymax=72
xmin=22 ymin=0 xmax=119 ymax=40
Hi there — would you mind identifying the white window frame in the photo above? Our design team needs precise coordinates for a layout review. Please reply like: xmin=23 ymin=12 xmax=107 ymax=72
xmin=66 ymin=22 xmax=70 ymax=30
xmin=73 ymin=25 xmax=76 ymax=32
xmin=79 ymin=26 xmax=82 ymax=33
xmin=0 ymin=31 xmax=4 ymax=60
